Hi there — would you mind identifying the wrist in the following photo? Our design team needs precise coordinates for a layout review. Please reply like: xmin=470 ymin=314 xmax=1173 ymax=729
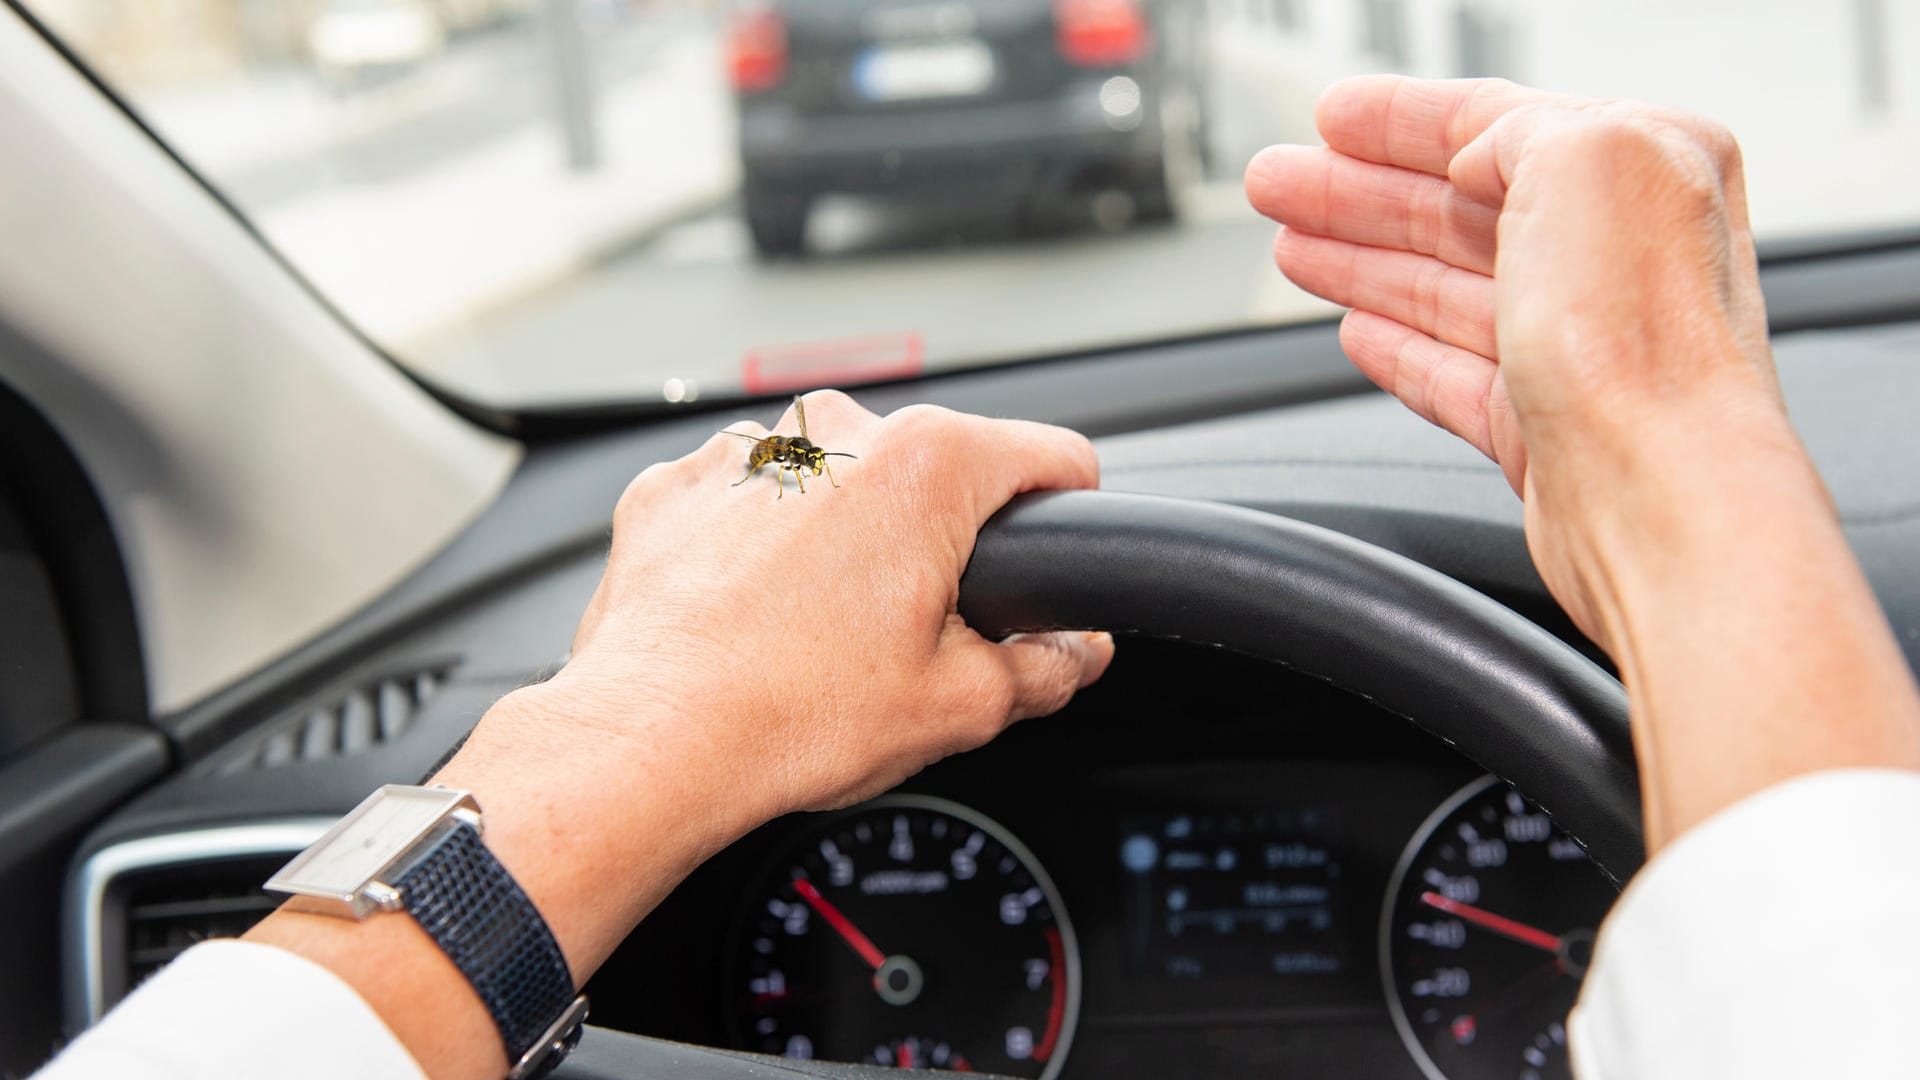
xmin=245 ymin=680 xmax=764 ymax=1080
xmin=430 ymin=678 xmax=766 ymax=975
xmin=1536 ymin=409 xmax=1920 ymax=848
xmin=1530 ymin=393 xmax=1815 ymax=655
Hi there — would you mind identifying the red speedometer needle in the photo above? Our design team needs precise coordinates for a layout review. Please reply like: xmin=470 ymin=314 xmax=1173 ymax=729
xmin=792 ymin=878 xmax=886 ymax=970
xmin=1419 ymin=891 xmax=1565 ymax=953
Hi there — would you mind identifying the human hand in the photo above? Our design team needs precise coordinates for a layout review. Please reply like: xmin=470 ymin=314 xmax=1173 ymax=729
xmin=1244 ymin=77 xmax=1793 ymax=648
xmin=525 ymin=390 xmax=1114 ymax=820
xmin=1243 ymin=78 xmax=1920 ymax=853
xmin=435 ymin=392 xmax=1113 ymax=968
xmin=252 ymin=394 xmax=1114 ymax=1080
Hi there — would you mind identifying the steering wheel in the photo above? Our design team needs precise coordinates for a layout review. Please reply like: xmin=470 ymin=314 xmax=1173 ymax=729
xmin=553 ymin=491 xmax=1641 ymax=1078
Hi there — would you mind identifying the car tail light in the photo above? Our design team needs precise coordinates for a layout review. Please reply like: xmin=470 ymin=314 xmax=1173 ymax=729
xmin=1054 ymin=0 xmax=1152 ymax=67
xmin=727 ymin=5 xmax=787 ymax=93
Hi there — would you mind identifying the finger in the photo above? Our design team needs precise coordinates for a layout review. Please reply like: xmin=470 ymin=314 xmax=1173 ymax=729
xmin=884 ymin=405 xmax=1100 ymax=523
xmin=1317 ymin=75 xmax=1571 ymax=176
xmin=1447 ymin=104 xmax=1726 ymax=217
xmin=962 ymin=417 xmax=1101 ymax=525
xmin=1339 ymin=309 xmax=1511 ymax=474
xmin=1447 ymin=104 xmax=1616 ymax=208
xmin=1245 ymin=144 xmax=1498 ymax=275
xmin=991 ymin=630 xmax=1117 ymax=723
xmin=697 ymin=418 xmax=769 ymax=475
xmin=1273 ymin=227 xmax=1498 ymax=359
xmin=773 ymin=388 xmax=883 ymax=446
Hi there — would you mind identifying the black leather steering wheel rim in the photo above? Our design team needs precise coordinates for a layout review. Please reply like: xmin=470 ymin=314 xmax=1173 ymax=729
xmin=957 ymin=490 xmax=1642 ymax=882
xmin=555 ymin=489 xmax=1641 ymax=1080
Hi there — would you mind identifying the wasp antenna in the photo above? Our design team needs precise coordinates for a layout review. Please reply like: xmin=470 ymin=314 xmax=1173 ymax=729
xmin=824 ymin=452 xmax=858 ymax=459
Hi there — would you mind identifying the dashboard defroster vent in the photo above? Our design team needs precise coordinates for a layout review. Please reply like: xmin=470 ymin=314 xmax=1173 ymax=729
xmin=212 ymin=664 xmax=454 ymax=775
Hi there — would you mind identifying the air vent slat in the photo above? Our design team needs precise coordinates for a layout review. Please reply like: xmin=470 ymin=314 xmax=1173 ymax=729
xmin=205 ymin=662 xmax=455 ymax=775
xmin=298 ymin=707 xmax=339 ymax=760
xmin=377 ymin=679 xmax=415 ymax=741
xmin=113 ymin=853 xmax=296 ymax=1005
xmin=342 ymin=690 xmax=378 ymax=752
xmin=129 ymin=894 xmax=282 ymax=921
xmin=259 ymin=730 xmax=298 ymax=767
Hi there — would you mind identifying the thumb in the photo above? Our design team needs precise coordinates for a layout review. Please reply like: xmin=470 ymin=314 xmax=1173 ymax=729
xmin=992 ymin=631 xmax=1117 ymax=723
xmin=1446 ymin=103 xmax=1592 ymax=208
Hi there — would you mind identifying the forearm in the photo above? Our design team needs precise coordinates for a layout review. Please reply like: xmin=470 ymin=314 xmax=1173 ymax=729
xmin=1571 ymin=413 xmax=1920 ymax=850
xmin=245 ymin=679 xmax=764 ymax=1080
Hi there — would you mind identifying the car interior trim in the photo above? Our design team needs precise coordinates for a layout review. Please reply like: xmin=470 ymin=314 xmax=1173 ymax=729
xmin=0 ymin=5 xmax=520 ymax=715
xmin=64 ymin=819 xmax=332 ymax=1027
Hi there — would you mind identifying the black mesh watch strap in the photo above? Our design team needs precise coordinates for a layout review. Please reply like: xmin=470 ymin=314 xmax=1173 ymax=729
xmin=392 ymin=820 xmax=583 ymax=1075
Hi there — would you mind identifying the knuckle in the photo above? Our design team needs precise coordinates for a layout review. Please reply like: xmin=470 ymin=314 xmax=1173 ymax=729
xmin=882 ymin=402 xmax=968 ymax=451
xmin=972 ymin=698 xmax=1013 ymax=742
xmin=975 ymin=660 xmax=1020 ymax=722
xmin=1549 ymin=116 xmax=1722 ymax=200
xmin=1695 ymin=120 xmax=1743 ymax=176
xmin=615 ymin=461 xmax=674 ymax=516
xmin=1023 ymin=637 xmax=1083 ymax=715
xmin=887 ymin=402 xmax=955 ymax=430
xmin=803 ymin=388 xmax=857 ymax=410
xmin=935 ymin=666 xmax=1014 ymax=743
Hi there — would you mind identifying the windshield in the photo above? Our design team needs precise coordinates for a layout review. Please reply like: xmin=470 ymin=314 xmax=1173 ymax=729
xmin=24 ymin=0 xmax=1920 ymax=410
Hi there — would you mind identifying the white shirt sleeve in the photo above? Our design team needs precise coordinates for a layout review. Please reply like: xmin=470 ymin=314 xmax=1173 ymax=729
xmin=1570 ymin=767 xmax=1920 ymax=1079
xmin=34 ymin=939 xmax=426 ymax=1080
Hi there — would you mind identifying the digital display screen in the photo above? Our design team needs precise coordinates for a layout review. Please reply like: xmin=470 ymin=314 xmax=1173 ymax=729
xmin=1119 ymin=808 xmax=1346 ymax=981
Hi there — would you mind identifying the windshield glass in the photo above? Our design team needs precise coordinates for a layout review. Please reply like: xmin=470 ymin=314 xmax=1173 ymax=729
xmin=25 ymin=0 xmax=1920 ymax=409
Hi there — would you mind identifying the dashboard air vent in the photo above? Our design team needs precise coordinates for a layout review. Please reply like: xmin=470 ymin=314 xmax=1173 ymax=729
xmin=71 ymin=821 xmax=330 ymax=1025
xmin=213 ymin=664 xmax=453 ymax=775
xmin=120 ymin=854 xmax=289 ymax=992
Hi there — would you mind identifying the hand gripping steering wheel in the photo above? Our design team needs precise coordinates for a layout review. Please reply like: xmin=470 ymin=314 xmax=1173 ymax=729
xmin=553 ymin=491 xmax=1640 ymax=1079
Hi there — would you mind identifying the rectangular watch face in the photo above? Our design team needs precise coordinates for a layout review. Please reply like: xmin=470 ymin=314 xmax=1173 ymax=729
xmin=266 ymin=785 xmax=469 ymax=900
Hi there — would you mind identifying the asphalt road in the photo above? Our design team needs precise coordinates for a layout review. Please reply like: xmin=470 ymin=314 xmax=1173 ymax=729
xmin=227 ymin=6 xmax=1340 ymax=409
xmin=412 ymin=179 xmax=1333 ymax=409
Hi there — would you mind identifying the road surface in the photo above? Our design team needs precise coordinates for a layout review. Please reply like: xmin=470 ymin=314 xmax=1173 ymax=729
xmin=407 ymin=178 xmax=1334 ymax=409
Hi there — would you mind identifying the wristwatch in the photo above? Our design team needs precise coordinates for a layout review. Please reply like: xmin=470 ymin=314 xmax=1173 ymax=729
xmin=265 ymin=784 xmax=589 ymax=1079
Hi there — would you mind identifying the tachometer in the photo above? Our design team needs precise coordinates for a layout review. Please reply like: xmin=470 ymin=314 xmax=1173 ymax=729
xmin=1381 ymin=775 xmax=1617 ymax=1080
xmin=728 ymin=795 xmax=1080 ymax=1076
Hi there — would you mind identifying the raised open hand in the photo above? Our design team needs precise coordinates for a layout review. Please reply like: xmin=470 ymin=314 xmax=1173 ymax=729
xmin=1245 ymin=76 xmax=1775 ymax=497
xmin=1243 ymin=78 xmax=1920 ymax=854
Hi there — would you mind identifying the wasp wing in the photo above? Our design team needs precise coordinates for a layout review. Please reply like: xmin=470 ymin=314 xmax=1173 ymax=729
xmin=793 ymin=395 xmax=810 ymax=440
xmin=718 ymin=429 xmax=767 ymax=443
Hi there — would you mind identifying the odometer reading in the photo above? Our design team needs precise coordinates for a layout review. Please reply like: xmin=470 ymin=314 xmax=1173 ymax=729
xmin=729 ymin=796 xmax=1080 ymax=1077
xmin=1381 ymin=776 xmax=1617 ymax=1080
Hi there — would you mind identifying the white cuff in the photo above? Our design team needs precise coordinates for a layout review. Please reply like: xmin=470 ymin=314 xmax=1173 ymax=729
xmin=1570 ymin=768 xmax=1920 ymax=1079
xmin=35 ymin=939 xmax=426 ymax=1080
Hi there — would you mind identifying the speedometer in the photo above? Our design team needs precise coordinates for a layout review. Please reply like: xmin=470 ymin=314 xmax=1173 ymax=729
xmin=728 ymin=795 xmax=1079 ymax=1076
xmin=1381 ymin=775 xmax=1617 ymax=1080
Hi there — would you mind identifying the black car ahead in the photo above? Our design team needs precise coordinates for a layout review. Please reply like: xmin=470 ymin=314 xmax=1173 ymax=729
xmin=726 ymin=0 xmax=1206 ymax=255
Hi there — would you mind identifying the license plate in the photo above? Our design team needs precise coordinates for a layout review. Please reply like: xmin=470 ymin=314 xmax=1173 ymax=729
xmin=853 ymin=40 xmax=995 ymax=101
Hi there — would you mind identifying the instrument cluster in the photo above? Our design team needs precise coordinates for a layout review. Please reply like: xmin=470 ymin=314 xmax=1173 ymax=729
xmin=587 ymin=644 xmax=1619 ymax=1079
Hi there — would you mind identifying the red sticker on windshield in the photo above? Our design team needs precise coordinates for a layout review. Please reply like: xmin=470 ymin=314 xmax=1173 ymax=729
xmin=742 ymin=332 xmax=925 ymax=395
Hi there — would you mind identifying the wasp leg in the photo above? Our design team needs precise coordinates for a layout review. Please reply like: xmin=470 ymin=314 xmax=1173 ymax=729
xmin=823 ymin=460 xmax=841 ymax=488
xmin=794 ymin=468 xmax=807 ymax=495
xmin=732 ymin=465 xmax=761 ymax=488
xmin=774 ymin=469 xmax=785 ymax=500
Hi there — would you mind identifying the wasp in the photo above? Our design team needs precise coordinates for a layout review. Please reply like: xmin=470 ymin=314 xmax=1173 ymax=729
xmin=721 ymin=395 xmax=858 ymax=499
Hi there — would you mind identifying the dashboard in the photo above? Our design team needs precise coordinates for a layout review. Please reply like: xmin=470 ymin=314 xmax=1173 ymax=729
xmin=585 ymin=641 xmax=1617 ymax=1080
xmin=23 ymin=309 xmax=1920 ymax=1077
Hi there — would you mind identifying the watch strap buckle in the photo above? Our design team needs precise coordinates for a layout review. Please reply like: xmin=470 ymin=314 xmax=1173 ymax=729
xmin=507 ymin=994 xmax=590 ymax=1080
